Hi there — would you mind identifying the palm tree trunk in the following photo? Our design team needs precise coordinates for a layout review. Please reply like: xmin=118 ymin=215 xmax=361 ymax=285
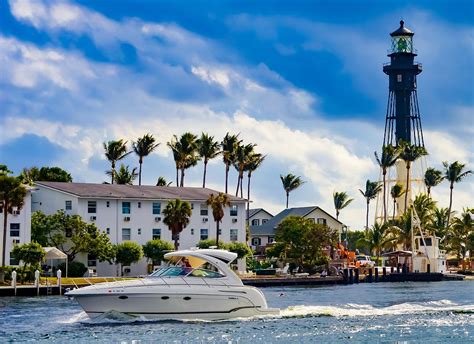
xmin=111 ymin=161 xmax=116 ymax=184
xmin=180 ymin=168 xmax=185 ymax=187
xmin=404 ymin=163 xmax=411 ymax=213
xmin=247 ymin=174 xmax=251 ymax=228
xmin=1 ymin=202 xmax=8 ymax=269
xmin=446 ymin=182 xmax=454 ymax=228
xmin=225 ymin=164 xmax=229 ymax=194
xmin=202 ymin=160 xmax=208 ymax=188
xmin=286 ymin=191 xmax=289 ymax=209
xmin=175 ymin=166 xmax=179 ymax=187
xmin=427 ymin=186 xmax=431 ymax=198
xmin=392 ymin=199 xmax=396 ymax=221
xmin=366 ymin=200 xmax=370 ymax=230
xmin=173 ymin=232 xmax=179 ymax=250
xmin=235 ymin=174 xmax=240 ymax=196
xmin=216 ymin=220 xmax=220 ymax=248
xmin=240 ymin=174 xmax=244 ymax=198
xmin=336 ymin=210 xmax=339 ymax=221
xmin=383 ymin=170 xmax=387 ymax=223
xmin=138 ymin=160 xmax=143 ymax=186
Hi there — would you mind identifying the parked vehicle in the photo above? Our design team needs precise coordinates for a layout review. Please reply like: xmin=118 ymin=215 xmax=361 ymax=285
xmin=356 ymin=255 xmax=375 ymax=267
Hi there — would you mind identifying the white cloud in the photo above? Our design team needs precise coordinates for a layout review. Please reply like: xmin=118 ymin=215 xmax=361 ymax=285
xmin=2 ymin=0 xmax=473 ymax=231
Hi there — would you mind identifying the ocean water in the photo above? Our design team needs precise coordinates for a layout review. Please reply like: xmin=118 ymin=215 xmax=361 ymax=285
xmin=1 ymin=281 xmax=473 ymax=343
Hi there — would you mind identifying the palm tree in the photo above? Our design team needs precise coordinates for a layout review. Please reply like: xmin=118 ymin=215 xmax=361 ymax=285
xmin=359 ymin=180 xmax=383 ymax=230
xmin=358 ymin=222 xmax=395 ymax=266
xmin=234 ymin=143 xmax=256 ymax=197
xmin=448 ymin=209 xmax=473 ymax=270
xmin=167 ymin=133 xmax=200 ymax=187
xmin=156 ymin=177 xmax=172 ymax=186
xmin=103 ymin=139 xmax=131 ymax=184
xmin=106 ymin=164 xmax=138 ymax=185
xmin=398 ymin=141 xmax=428 ymax=212
xmin=243 ymin=152 xmax=266 ymax=226
xmin=206 ymin=193 xmax=231 ymax=247
xmin=167 ymin=139 xmax=180 ymax=187
xmin=390 ymin=210 xmax=412 ymax=250
xmin=430 ymin=207 xmax=450 ymax=239
xmin=442 ymin=161 xmax=472 ymax=228
xmin=333 ymin=191 xmax=354 ymax=221
xmin=0 ymin=175 xmax=27 ymax=281
xmin=413 ymin=193 xmax=436 ymax=229
xmin=280 ymin=174 xmax=304 ymax=209
xmin=133 ymin=134 xmax=160 ymax=186
xmin=390 ymin=183 xmax=405 ymax=221
xmin=424 ymin=167 xmax=444 ymax=198
xmin=221 ymin=133 xmax=241 ymax=194
xmin=197 ymin=133 xmax=220 ymax=188
xmin=162 ymin=199 xmax=192 ymax=250
xmin=374 ymin=144 xmax=400 ymax=223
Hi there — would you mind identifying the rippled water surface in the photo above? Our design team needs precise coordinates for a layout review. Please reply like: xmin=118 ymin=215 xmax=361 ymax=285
xmin=1 ymin=281 xmax=473 ymax=343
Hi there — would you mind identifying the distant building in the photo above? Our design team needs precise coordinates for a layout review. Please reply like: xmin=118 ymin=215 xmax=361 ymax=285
xmin=247 ymin=208 xmax=273 ymax=227
xmin=249 ymin=206 xmax=344 ymax=253
xmin=0 ymin=190 xmax=32 ymax=266
xmin=32 ymin=182 xmax=246 ymax=276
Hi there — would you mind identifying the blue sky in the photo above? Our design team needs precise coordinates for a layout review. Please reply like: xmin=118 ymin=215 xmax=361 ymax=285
xmin=0 ymin=0 xmax=472 ymax=229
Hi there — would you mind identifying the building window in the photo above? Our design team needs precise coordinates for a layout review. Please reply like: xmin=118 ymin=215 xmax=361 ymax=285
xmin=191 ymin=228 xmax=194 ymax=235
xmin=425 ymin=238 xmax=432 ymax=246
xmin=106 ymin=228 xmax=110 ymax=235
xmin=88 ymin=201 xmax=97 ymax=214
xmin=262 ymin=219 xmax=268 ymax=224
xmin=397 ymin=74 xmax=402 ymax=82
xmin=230 ymin=205 xmax=238 ymax=216
xmin=87 ymin=254 xmax=97 ymax=267
xmin=10 ymin=223 xmax=20 ymax=237
xmin=152 ymin=202 xmax=161 ymax=215
xmin=106 ymin=201 xmax=110 ymax=208
xmin=251 ymin=219 xmax=260 ymax=226
xmin=268 ymin=237 xmax=275 ymax=244
xmin=200 ymin=229 xmax=208 ymax=240
xmin=10 ymin=256 xmax=19 ymax=266
xmin=65 ymin=200 xmax=72 ymax=210
xmin=190 ymin=203 xmax=194 ymax=210
xmin=251 ymin=238 xmax=261 ymax=246
xmin=122 ymin=228 xmax=131 ymax=241
xmin=317 ymin=218 xmax=327 ymax=225
xmin=230 ymin=229 xmax=238 ymax=242
xmin=138 ymin=228 xmax=142 ymax=235
xmin=152 ymin=228 xmax=161 ymax=240
xmin=200 ymin=203 xmax=208 ymax=216
xmin=122 ymin=202 xmax=131 ymax=214
xmin=138 ymin=202 xmax=141 ymax=208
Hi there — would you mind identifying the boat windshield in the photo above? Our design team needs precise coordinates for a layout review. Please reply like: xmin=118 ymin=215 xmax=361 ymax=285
xmin=149 ymin=266 xmax=224 ymax=278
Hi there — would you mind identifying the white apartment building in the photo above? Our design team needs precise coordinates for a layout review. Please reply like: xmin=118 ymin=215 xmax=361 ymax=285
xmin=250 ymin=206 xmax=344 ymax=253
xmin=33 ymin=182 xmax=247 ymax=276
xmin=0 ymin=190 xmax=32 ymax=266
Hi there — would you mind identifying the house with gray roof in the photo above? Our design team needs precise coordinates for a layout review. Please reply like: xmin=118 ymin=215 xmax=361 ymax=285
xmin=247 ymin=208 xmax=273 ymax=227
xmin=249 ymin=206 xmax=344 ymax=253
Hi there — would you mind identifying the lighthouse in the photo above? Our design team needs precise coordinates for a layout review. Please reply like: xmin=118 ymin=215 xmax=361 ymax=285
xmin=376 ymin=21 xmax=427 ymax=220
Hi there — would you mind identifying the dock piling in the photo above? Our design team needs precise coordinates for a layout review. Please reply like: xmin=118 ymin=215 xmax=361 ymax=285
xmin=354 ymin=268 xmax=359 ymax=283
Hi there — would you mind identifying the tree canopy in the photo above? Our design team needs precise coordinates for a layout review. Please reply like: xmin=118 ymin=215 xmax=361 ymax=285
xmin=142 ymin=239 xmax=174 ymax=264
xmin=19 ymin=166 xmax=72 ymax=184
xmin=271 ymin=216 xmax=337 ymax=271
xmin=115 ymin=241 xmax=143 ymax=275
xmin=31 ymin=210 xmax=115 ymax=262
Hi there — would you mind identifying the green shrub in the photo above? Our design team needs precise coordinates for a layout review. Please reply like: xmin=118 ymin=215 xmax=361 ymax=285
xmin=58 ymin=261 xmax=88 ymax=277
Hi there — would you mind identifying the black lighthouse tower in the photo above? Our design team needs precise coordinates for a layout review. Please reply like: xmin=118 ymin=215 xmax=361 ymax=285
xmin=383 ymin=20 xmax=424 ymax=148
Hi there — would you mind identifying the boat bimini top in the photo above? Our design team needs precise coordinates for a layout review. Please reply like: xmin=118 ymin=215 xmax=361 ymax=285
xmin=148 ymin=249 xmax=242 ymax=285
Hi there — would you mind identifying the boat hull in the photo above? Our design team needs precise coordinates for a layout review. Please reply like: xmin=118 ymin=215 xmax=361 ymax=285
xmin=70 ymin=287 xmax=279 ymax=320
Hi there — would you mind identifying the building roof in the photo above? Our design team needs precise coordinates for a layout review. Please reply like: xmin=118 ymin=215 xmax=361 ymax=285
xmin=250 ymin=206 xmax=343 ymax=236
xmin=35 ymin=182 xmax=246 ymax=202
xmin=390 ymin=20 xmax=414 ymax=37
xmin=246 ymin=208 xmax=273 ymax=219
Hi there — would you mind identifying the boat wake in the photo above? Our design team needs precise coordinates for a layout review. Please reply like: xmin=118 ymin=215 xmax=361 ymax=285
xmin=276 ymin=299 xmax=474 ymax=319
xmin=63 ymin=300 xmax=474 ymax=325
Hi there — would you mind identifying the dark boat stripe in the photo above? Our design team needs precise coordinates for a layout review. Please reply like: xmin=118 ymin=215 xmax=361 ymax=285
xmin=86 ymin=306 xmax=260 ymax=315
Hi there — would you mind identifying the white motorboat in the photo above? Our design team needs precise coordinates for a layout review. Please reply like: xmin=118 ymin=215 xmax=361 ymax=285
xmin=66 ymin=249 xmax=279 ymax=320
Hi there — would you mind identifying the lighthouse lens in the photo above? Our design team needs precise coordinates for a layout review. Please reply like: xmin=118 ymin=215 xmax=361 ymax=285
xmin=391 ymin=36 xmax=412 ymax=53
